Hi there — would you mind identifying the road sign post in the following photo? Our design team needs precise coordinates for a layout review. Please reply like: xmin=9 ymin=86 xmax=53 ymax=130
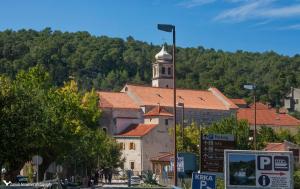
xmin=201 ymin=134 xmax=235 ymax=175
xmin=32 ymin=155 xmax=43 ymax=183
xmin=192 ymin=172 xmax=216 ymax=189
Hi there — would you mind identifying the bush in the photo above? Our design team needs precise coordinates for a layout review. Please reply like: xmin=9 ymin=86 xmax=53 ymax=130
xmin=294 ymin=170 xmax=300 ymax=188
xmin=141 ymin=170 xmax=158 ymax=185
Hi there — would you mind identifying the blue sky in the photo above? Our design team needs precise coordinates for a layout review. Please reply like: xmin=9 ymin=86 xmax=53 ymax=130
xmin=1 ymin=0 xmax=300 ymax=56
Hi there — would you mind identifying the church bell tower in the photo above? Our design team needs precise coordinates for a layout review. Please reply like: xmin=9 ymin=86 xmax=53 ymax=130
xmin=152 ymin=46 xmax=173 ymax=88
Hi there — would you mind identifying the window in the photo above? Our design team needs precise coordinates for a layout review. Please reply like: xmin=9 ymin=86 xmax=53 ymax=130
xmin=102 ymin=127 xmax=107 ymax=134
xmin=168 ymin=67 xmax=171 ymax=75
xmin=165 ymin=119 xmax=169 ymax=125
xmin=119 ymin=142 xmax=125 ymax=150
xmin=130 ymin=162 xmax=135 ymax=170
xmin=296 ymin=99 xmax=299 ymax=104
xmin=162 ymin=67 xmax=165 ymax=74
xmin=129 ymin=142 xmax=135 ymax=150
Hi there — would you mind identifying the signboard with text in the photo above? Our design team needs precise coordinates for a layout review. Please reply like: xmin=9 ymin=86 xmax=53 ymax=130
xmin=170 ymin=156 xmax=184 ymax=173
xmin=224 ymin=150 xmax=294 ymax=189
xmin=192 ymin=172 xmax=216 ymax=189
xmin=201 ymin=134 xmax=235 ymax=173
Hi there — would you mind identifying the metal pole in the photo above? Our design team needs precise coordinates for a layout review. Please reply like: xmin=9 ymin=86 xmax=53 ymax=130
xmin=172 ymin=27 xmax=177 ymax=187
xmin=254 ymin=88 xmax=257 ymax=150
xmin=37 ymin=157 xmax=39 ymax=183
xmin=182 ymin=104 xmax=184 ymax=151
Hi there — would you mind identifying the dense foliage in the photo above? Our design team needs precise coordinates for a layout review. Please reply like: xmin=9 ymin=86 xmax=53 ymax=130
xmin=176 ymin=117 xmax=300 ymax=154
xmin=0 ymin=66 xmax=123 ymax=181
xmin=1 ymin=28 xmax=300 ymax=106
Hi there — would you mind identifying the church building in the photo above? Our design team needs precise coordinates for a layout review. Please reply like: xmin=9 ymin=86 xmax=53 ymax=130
xmin=98 ymin=45 xmax=238 ymax=135
xmin=96 ymin=46 xmax=238 ymax=173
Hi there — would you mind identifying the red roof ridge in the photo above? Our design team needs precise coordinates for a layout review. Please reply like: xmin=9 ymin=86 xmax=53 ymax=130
xmin=125 ymin=83 xmax=211 ymax=93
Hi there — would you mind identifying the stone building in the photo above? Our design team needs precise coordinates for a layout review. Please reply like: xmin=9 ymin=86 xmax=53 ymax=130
xmin=284 ymin=87 xmax=300 ymax=112
xmin=114 ymin=106 xmax=174 ymax=174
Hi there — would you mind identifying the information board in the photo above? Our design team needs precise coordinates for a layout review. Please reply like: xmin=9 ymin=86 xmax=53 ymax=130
xmin=201 ymin=134 xmax=235 ymax=173
xmin=224 ymin=150 xmax=294 ymax=189
xmin=170 ymin=156 xmax=184 ymax=173
xmin=192 ymin=172 xmax=216 ymax=189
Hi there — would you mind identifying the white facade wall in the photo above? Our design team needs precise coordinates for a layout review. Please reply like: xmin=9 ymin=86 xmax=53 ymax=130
xmin=152 ymin=78 xmax=173 ymax=88
xmin=116 ymin=138 xmax=142 ymax=174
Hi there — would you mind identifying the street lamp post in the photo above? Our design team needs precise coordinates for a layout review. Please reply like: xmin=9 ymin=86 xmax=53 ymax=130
xmin=244 ymin=84 xmax=257 ymax=150
xmin=177 ymin=102 xmax=185 ymax=151
xmin=157 ymin=24 xmax=177 ymax=186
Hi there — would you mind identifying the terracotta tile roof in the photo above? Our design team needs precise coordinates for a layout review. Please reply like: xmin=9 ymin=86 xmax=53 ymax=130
xmin=123 ymin=84 xmax=237 ymax=110
xmin=144 ymin=106 xmax=173 ymax=117
xmin=151 ymin=153 xmax=173 ymax=162
xmin=264 ymin=141 xmax=299 ymax=151
xmin=249 ymin=102 xmax=269 ymax=110
xmin=98 ymin=91 xmax=139 ymax=109
xmin=264 ymin=143 xmax=286 ymax=151
xmin=237 ymin=103 xmax=300 ymax=126
xmin=231 ymin=98 xmax=247 ymax=105
xmin=115 ymin=124 xmax=158 ymax=137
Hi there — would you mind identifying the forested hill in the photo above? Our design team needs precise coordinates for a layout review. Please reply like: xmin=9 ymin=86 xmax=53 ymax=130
xmin=0 ymin=28 xmax=299 ymax=106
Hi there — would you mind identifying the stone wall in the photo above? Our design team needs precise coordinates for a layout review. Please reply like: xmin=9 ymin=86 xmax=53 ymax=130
xmin=142 ymin=123 xmax=174 ymax=172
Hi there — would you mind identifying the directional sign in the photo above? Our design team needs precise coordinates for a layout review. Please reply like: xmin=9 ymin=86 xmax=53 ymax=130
xmin=192 ymin=173 xmax=216 ymax=189
xmin=224 ymin=150 xmax=294 ymax=189
xmin=201 ymin=134 xmax=235 ymax=174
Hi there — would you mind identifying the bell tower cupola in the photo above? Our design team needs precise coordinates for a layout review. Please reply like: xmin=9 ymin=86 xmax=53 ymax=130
xmin=152 ymin=45 xmax=173 ymax=88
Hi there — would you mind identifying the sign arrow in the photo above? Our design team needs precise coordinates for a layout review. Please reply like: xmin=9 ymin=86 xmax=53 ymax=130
xmin=261 ymin=172 xmax=285 ymax=176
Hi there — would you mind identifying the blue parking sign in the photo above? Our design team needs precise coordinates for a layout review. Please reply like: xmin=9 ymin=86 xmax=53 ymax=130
xmin=192 ymin=173 xmax=216 ymax=189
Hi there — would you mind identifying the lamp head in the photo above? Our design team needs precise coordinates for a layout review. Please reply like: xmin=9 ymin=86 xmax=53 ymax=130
xmin=157 ymin=24 xmax=174 ymax=32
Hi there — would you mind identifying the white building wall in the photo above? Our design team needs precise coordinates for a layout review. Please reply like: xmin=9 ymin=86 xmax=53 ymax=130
xmin=152 ymin=78 xmax=173 ymax=88
xmin=116 ymin=138 xmax=142 ymax=174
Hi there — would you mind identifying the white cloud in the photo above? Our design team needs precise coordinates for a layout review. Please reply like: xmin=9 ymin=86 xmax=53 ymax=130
xmin=260 ymin=4 xmax=300 ymax=18
xmin=178 ymin=0 xmax=216 ymax=8
xmin=215 ymin=0 xmax=274 ymax=22
xmin=278 ymin=23 xmax=300 ymax=30
xmin=215 ymin=0 xmax=300 ymax=22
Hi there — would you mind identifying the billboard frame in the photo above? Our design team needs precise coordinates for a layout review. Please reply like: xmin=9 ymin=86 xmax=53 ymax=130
xmin=224 ymin=150 xmax=294 ymax=189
